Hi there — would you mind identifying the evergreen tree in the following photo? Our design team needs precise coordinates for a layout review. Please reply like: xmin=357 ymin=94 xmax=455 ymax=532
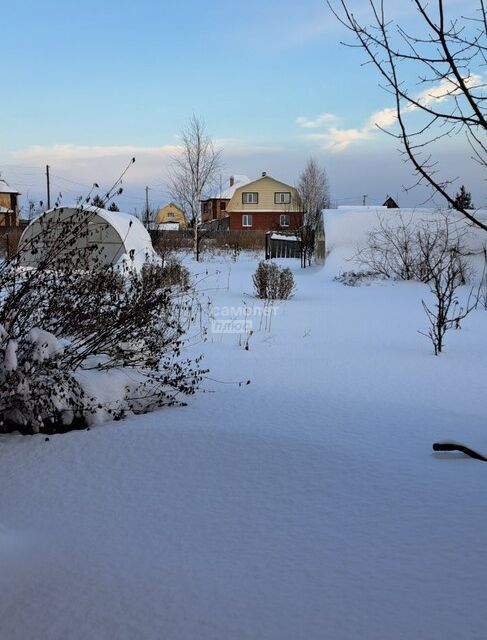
xmin=91 ymin=194 xmax=105 ymax=208
xmin=452 ymin=185 xmax=474 ymax=211
xmin=108 ymin=202 xmax=120 ymax=212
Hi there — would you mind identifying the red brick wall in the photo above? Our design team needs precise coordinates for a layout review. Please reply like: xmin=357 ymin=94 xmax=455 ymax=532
xmin=229 ymin=211 xmax=303 ymax=231
xmin=201 ymin=198 xmax=230 ymax=223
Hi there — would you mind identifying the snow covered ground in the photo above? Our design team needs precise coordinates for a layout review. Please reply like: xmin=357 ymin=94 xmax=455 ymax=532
xmin=2 ymin=234 xmax=487 ymax=639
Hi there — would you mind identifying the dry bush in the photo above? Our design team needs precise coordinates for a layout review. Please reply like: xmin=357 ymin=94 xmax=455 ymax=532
xmin=419 ymin=225 xmax=477 ymax=355
xmin=141 ymin=259 xmax=190 ymax=292
xmin=0 ymin=208 xmax=204 ymax=435
xmin=152 ymin=231 xmax=193 ymax=260
xmin=253 ymin=261 xmax=295 ymax=300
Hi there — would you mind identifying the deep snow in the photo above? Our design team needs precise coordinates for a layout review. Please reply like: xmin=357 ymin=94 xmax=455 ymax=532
xmin=1 ymin=233 xmax=487 ymax=639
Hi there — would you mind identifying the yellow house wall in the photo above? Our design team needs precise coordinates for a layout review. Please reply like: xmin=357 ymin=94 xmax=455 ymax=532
xmin=0 ymin=193 xmax=19 ymax=226
xmin=226 ymin=176 xmax=301 ymax=213
xmin=156 ymin=204 xmax=188 ymax=227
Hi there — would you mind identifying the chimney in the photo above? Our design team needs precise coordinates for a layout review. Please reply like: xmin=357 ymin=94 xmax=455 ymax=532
xmin=229 ymin=176 xmax=235 ymax=187
xmin=262 ymin=171 xmax=267 ymax=177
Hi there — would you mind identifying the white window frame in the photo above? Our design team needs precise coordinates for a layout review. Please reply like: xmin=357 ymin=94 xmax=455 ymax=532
xmin=242 ymin=214 xmax=253 ymax=227
xmin=275 ymin=192 xmax=291 ymax=204
xmin=242 ymin=192 xmax=258 ymax=205
xmin=280 ymin=214 xmax=290 ymax=227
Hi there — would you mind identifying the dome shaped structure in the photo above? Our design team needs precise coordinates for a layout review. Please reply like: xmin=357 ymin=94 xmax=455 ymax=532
xmin=18 ymin=206 xmax=156 ymax=270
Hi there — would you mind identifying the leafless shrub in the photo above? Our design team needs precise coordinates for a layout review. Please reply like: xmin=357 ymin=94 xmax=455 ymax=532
xmin=356 ymin=214 xmax=428 ymax=281
xmin=253 ymin=261 xmax=295 ymax=300
xmin=356 ymin=213 xmax=472 ymax=285
xmin=0 ymin=203 xmax=204 ymax=434
xmin=418 ymin=224 xmax=477 ymax=354
xmin=141 ymin=259 xmax=190 ymax=292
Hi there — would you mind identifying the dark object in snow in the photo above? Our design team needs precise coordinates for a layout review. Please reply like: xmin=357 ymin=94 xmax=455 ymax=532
xmin=433 ymin=442 xmax=487 ymax=462
xmin=45 ymin=437 xmax=50 ymax=442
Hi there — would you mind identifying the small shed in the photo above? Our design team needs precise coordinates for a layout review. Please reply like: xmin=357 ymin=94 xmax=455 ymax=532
xmin=18 ymin=206 xmax=156 ymax=270
xmin=383 ymin=196 xmax=399 ymax=209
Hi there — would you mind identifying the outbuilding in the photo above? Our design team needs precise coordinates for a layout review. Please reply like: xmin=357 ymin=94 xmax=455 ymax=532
xmin=18 ymin=206 xmax=156 ymax=270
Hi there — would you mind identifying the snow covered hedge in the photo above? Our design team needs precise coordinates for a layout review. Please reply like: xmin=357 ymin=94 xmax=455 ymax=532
xmin=0 ymin=209 xmax=204 ymax=434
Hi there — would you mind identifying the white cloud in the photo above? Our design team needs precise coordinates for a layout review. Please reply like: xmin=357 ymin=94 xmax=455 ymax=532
xmin=13 ymin=143 xmax=181 ymax=163
xmin=368 ymin=107 xmax=398 ymax=129
xmin=296 ymin=113 xmax=337 ymax=129
xmin=302 ymin=74 xmax=484 ymax=152
xmin=307 ymin=127 xmax=372 ymax=153
xmin=413 ymin=74 xmax=482 ymax=108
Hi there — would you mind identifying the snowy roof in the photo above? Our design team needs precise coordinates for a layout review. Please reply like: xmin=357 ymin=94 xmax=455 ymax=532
xmin=324 ymin=206 xmax=487 ymax=258
xmin=217 ymin=175 xmax=250 ymax=199
xmin=22 ymin=205 xmax=157 ymax=269
xmin=0 ymin=179 xmax=20 ymax=194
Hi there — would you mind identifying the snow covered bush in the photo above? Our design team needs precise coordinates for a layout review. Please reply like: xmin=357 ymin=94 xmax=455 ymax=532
xmin=0 ymin=209 xmax=205 ymax=434
xmin=253 ymin=261 xmax=295 ymax=300
xmin=334 ymin=270 xmax=380 ymax=287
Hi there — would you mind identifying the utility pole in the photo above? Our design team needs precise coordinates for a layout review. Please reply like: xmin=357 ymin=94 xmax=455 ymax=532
xmin=46 ymin=165 xmax=51 ymax=209
xmin=362 ymin=194 xmax=368 ymax=206
xmin=145 ymin=186 xmax=150 ymax=229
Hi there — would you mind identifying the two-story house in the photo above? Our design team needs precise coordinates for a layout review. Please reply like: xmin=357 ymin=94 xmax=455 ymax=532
xmin=0 ymin=179 xmax=20 ymax=227
xmin=226 ymin=173 xmax=303 ymax=231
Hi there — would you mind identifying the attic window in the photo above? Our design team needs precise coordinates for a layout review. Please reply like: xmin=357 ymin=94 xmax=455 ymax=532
xmin=275 ymin=192 xmax=291 ymax=204
xmin=242 ymin=192 xmax=258 ymax=205
xmin=167 ymin=211 xmax=175 ymax=218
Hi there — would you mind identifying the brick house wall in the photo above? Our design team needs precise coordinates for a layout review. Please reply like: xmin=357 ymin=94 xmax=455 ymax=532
xmin=229 ymin=211 xmax=303 ymax=231
xmin=201 ymin=198 xmax=229 ymax=223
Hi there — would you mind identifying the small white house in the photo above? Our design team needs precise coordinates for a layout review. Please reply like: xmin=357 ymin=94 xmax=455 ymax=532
xmin=19 ymin=206 xmax=157 ymax=270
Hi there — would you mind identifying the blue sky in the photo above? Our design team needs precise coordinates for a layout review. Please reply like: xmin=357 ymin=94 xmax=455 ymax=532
xmin=1 ymin=0 xmax=485 ymax=212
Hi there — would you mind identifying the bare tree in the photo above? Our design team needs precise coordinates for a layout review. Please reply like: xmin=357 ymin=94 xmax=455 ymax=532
xmin=418 ymin=221 xmax=478 ymax=354
xmin=297 ymin=158 xmax=330 ymax=267
xmin=329 ymin=1 xmax=487 ymax=231
xmin=167 ymin=116 xmax=221 ymax=261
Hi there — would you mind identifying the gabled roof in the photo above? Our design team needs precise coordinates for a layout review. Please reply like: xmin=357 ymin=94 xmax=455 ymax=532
xmin=237 ymin=173 xmax=295 ymax=192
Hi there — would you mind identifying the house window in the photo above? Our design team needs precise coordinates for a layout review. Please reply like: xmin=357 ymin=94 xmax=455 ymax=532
xmin=280 ymin=214 xmax=290 ymax=227
xmin=220 ymin=201 xmax=226 ymax=211
xmin=167 ymin=211 xmax=175 ymax=218
xmin=242 ymin=214 xmax=253 ymax=227
xmin=275 ymin=192 xmax=291 ymax=204
xmin=242 ymin=192 xmax=258 ymax=204
xmin=202 ymin=202 xmax=208 ymax=213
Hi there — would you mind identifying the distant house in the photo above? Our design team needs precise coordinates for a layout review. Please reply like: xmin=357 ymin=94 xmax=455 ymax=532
xmin=155 ymin=203 xmax=188 ymax=230
xmin=383 ymin=196 xmax=399 ymax=209
xmin=226 ymin=172 xmax=303 ymax=231
xmin=0 ymin=179 xmax=20 ymax=227
xmin=200 ymin=175 xmax=249 ymax=224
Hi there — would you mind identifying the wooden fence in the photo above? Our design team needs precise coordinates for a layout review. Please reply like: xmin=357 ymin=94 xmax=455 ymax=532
xmin=265 ymin=232 xmax=301 ymax=259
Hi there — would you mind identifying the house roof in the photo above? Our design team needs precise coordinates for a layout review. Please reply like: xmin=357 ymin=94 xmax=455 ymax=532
xmin=0 ymin=179 xmax=20 ymax=195
xmin=218 ymin=175 xmax=250 ymax=199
